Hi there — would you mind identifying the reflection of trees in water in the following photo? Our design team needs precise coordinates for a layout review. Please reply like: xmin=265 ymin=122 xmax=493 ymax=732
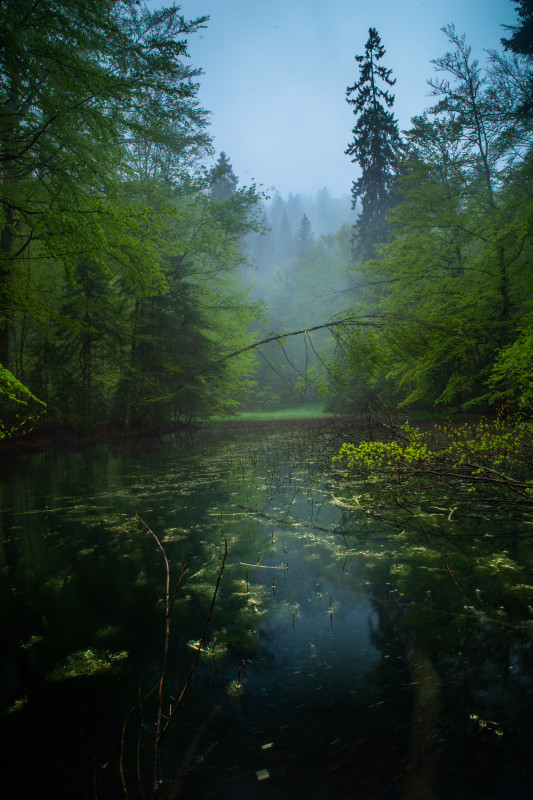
xmin=362 ymin=512 xmax=533 ymax=798
xmin=3 ymin=422 xmax=533 ymax=796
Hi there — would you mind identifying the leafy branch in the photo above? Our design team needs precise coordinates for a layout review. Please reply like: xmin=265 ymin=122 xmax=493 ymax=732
xmin=333 ymin=418 xmax=533 ymax=509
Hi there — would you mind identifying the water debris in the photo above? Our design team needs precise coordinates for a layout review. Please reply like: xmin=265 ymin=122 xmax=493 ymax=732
xmin=94 ymin=624 xmax=123 ymax=642
xmin=47 ymin=648 xmax=128 ymax=681
xmin=256 ymin=769 xmax=270 ymax=781
xmin=469 ymin=713 xmax=503 ymax=738
xmin=5 ymin=696 xmax=28 ymax=714
xmin=226 ymin=680 xmax=245 ymax=698
xmin=187 ymin=638 xmax=227 ymax=661
xmin=20 ymin=634 xmax=44 ymax=650
xmin=261 ymin=742 xmax=274 ymax=750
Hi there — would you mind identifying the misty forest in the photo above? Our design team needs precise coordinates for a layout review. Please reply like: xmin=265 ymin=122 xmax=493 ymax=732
xmin=2 ymin=1 xmax=533 ymax=799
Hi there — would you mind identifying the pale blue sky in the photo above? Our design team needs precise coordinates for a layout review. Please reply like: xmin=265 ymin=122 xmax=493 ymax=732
xmin=174 ymin=0 xmax=517 ymax=197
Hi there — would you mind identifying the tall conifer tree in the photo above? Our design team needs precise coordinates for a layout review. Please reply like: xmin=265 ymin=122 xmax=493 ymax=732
xmin=297 ymin=214 xmax=314 ymax=254
xmin=502 ymin=0 xmax=533 ymax=114
xmin=210 ymin=151 xmax=238 ymax=200
xmin=345 ymin=28 xmax=403 ymax=259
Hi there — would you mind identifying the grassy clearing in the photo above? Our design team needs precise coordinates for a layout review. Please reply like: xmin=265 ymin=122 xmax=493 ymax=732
xmin=208 ymin=403 xmax=332 ymax=422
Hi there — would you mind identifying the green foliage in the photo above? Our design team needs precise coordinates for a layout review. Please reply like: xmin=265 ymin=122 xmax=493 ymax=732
xmin=334 ymin=418 xmax=533 ymax=507
xmin=0 ymin=1 xmax=264 ymax=434
xmin=0 ymin=364 xmax=45 ymax=437
xmin=340 ymin=26 xmax=533 ymax=415
xmin=489 ymin=322 xmax=533 ymax=411
xmin=0 ymin=364 xmax=44 ymax=408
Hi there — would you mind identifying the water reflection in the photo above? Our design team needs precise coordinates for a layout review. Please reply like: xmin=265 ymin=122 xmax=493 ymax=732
xmin=0 ymin=420 xmax=532 ymax=798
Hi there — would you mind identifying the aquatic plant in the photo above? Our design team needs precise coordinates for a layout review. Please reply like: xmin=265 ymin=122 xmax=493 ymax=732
xmin=5 ymin=696 xmax=28 ymax=714
xmin=226 ymin=679 xmax=245 ymax=698
xmin=187 ymin=635 xmax=228 ymax=663
xmin=47 ymin=648 xmax=128 ymax=681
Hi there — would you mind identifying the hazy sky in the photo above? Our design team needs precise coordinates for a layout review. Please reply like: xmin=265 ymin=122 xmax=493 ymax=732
xmin=174 ymin=0 xmax=517 ymax=198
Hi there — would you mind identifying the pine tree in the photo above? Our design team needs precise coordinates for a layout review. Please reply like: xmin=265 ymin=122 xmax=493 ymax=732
xmin=297 ymin=214 xmax=314 ymax=254
xmin=502 ymin=0 xmax=533 ymax=56
xmin=501 ymin=0 xmax=533 ymax=114
xmin=345 ymin=28 xmax=403 ymax=259
xmin=210 ymin=151 xmax=238 ymax=200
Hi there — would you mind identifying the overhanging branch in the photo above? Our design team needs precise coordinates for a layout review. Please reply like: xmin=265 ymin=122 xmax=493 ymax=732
xmin=221 ymin=316 xmax=375 ymax=362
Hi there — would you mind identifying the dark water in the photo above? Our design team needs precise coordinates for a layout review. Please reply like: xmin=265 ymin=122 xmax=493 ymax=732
xmin=1 ymin=420 xmax=533 ymax=798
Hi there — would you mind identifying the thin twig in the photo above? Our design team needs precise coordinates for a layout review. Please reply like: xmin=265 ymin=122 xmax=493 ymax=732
xmin=161 ymin=539 xmax=228 ymax=740
xmin=135 ymin=514 xmax=191 ymax=797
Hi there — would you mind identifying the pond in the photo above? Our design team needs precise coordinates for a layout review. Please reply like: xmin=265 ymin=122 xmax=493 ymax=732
xmin=1 ymin=419 xmax=533 ymax=798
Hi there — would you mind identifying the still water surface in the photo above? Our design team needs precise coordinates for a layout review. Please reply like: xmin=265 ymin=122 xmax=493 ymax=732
xmin=1 ymin=420 xmax=533 ymax=798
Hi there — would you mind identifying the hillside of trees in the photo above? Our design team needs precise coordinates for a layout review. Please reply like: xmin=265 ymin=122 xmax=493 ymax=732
xmin=1 ymin=0 xmax=532 ymax=438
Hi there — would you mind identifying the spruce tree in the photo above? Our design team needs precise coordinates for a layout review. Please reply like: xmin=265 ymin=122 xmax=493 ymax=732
xmin=345 ymin=27 xmax=403 ymax=259
xmin=297 ymin=214 xmax=314 ymax=254
xmin=502 ymin=0 xmax=533 ymax=114
xmin=210 ymin=151 xmax=238 ymax=200
xmin=502 ymin=0 xmax=533 ymax=56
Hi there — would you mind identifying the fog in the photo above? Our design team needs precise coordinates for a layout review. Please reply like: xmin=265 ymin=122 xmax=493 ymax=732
xmin=177 ymin=0 xmax=515 ymax=196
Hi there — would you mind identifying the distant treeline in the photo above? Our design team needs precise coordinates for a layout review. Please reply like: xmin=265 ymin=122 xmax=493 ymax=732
xmin=1 ymin=1 xmax=532 ymax=437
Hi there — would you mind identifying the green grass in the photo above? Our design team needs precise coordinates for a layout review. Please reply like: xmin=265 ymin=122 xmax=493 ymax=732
xmin=208 ymin=403 xmax=333 ymax=422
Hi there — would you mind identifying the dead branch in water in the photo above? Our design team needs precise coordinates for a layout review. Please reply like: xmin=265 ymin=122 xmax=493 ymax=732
xmin=123 ymin=515 xmax=227 ymax=798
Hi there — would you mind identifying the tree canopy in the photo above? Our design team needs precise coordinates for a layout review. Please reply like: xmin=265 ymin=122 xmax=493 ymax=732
xmin=334 ymin=20 xmax=533 ymax=418
xmin=0 ymin=0 xmax=263 ymax=433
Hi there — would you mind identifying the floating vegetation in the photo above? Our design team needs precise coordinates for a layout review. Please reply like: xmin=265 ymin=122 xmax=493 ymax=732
xmin=134 ymin=570 xmax=148 ymax=587
xmin=94 ymin=625 xmax=122 ymax=642
xmin=478 ymin=553 xmax=521 ymax=575
xmin=187 ymin=637 xmax=227 ymax=662
xmin=276 ymin=601 xmax=302 ymax=623
xmin=5 ymin=696 xmax=28 ymax=714
xmin=6 ymin=419 xmax=533 ymax=798
xmin=226 ymin=680 xmax=245 ymax=698
xmin=469 ymin=713 xmax=504 ymax=738
xmin=162 ymin=526 xmax=187 ymax=542
xmin=189 ymin=581 xmax=223 ymax=600
xmin=43 ymin=569 xmax=72 ymax=593
xmin=47 ymin=648 xmax=128 ymax=681
xmin=20 ymin=634 xmax=44 ymax=650
xmin=236 ymin=603 xmax=267 ymax=628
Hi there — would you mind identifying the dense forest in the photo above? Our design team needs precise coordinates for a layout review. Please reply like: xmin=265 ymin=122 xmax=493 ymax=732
xmin=1 ymin=0 xmax=532 ymax=437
